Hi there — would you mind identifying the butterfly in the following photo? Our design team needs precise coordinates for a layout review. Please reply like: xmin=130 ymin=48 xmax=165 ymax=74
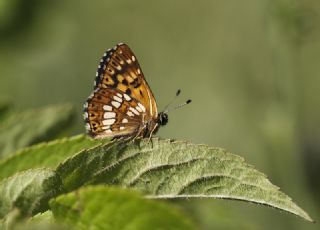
xmin=83 ymin=43 xmax=190 ymax=139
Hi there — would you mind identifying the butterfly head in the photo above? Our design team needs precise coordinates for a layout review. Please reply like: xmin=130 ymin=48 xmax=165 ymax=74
xmin=157 ymin=112 xmax=168 ymax=126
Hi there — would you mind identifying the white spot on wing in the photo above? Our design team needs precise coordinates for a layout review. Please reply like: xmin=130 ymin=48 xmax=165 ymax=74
xmin=132 ymin=56 xmax=136 ymax=61
xmin=136 ymin=106 xmax=142 ymax=113
xmin=123 ymin=94 xmax=131 ymax=101
xmin=138 ymin=103 xmax=146 ymax=112
xmin=104 ymin=112 xmax=116 ymax=119
xmin=85 ymin=123 xmax=90 ymax=131
xmin=122 ymin=118 xmax=128 ymax=123
xmin=120 ymin=126 xmax=125 ymax=130
xmin=102 ymin=125 xmax=110 ymax=130
xmin=103 ymin=129 xmax=112 ymax=134
xmin=129 ymin=107 xmax=139 ymax=115
xmin=137 ymin=68 xmax=141 ymax=74
xmin=116 ymin=93 xmax=123 ymax=98
xmin=103 ymin=105 xmax=112 ymax=111
xmin=111 ymin=101 xmax=121 ymax=108
xmin=127 ymin=111 xmax=134 ymax=117
xmin=102 ymin=119 xmax=116 ymax=125
xmin=83 ymin=102 xmax=88 ymax=109
xmin=83 ymin=112 xmax=88 ymax=119
xmin=113 ymin=95 xmax=122 ymax=103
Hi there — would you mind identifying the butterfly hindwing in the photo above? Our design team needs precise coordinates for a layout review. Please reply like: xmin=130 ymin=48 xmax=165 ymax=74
xmin=84 ymin=88 xmax=148 ymax=138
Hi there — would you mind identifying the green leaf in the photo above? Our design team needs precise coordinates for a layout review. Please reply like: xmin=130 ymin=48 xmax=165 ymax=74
xmin=0 ymin=208 xmax=21 ymax=230
xmin=0 ymin=104 xmax=75 ymax=159
xmin=1 ymin=211 xmax=69 ymax=230
xmin=0 ymin=168 xmax=63 ymax=219
xmin=27 ymin=211 xmax=54 ymax=224
xmin=13 ymin=223 xmax=70 ymax=230
xmin=50 ymin=185 xmax=196 ymax=230
xmin=0 ymin=135 xmax=102 ymax=181
xmin=57 ymin=138 xmax=313 ymax=222
xmin=18 ymin=211 xmax=69 ymax=230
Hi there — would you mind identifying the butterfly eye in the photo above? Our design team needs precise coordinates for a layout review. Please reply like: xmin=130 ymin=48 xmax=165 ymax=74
xmin=158 ymin=112 xmax=168 ymax=126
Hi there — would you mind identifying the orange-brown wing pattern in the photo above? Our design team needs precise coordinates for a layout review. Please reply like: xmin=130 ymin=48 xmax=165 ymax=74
xmin=84 ymin=88 xmax=147 ymax=138
xmin=94 ymin=43 xmax=158 ymax=119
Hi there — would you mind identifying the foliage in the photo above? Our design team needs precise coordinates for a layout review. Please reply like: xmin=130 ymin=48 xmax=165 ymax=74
xmin=0 ymin=104 xmax=74 ymax=159
xmin=1 ymin=1 xmax=319 ymax=228
xmin=0 ymin=104 xmax=314 ymax=229
xmin=50 ymin=186 xmax=196 ymax=230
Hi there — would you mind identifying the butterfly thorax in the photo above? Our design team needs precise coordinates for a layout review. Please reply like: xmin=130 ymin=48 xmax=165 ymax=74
xmin=138 ymin=112 xmax=168 ymax=138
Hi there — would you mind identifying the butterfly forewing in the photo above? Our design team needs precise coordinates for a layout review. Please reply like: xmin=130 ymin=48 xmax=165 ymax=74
xmin=85 ymin=43 xmax=159 ymax=139
xmin=94 ymin=43 xmax=157 ymax=118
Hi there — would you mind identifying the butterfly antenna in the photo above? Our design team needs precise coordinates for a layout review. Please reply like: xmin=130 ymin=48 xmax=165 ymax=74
xmin=163 ymin=89 xmax=181 ymax=112
xmin=166 ymin=99 xmax=192 ymax=113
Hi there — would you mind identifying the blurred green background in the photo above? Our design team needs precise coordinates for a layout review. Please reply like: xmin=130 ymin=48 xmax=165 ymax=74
xmin=0 ymin=0 xmax=319 ymax=229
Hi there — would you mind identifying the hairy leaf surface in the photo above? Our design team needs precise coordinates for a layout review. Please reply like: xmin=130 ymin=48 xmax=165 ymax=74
xmin=57 ymin=138 xmax=313 ymax=222
xmin=0 ymin=135 xmax=102 ymax=181
xmin=0 ymin=169 xmax=63 ymax=219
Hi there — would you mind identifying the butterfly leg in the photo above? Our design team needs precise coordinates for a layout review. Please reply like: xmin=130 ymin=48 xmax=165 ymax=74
xmin=147 ymin=123 xmax=159 ymax=146
xmin=131 ymin=126 xmax=145 ymax=143
xmin=148 ymin=124 xmax=158 ymax=139
xmin=115 ymin=136 xmax=131 ymax=143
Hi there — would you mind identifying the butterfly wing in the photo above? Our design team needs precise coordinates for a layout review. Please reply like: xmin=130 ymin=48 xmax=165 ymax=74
xmin=84 ymin=88 xmax=148 ymax=138
xmin=84 ymin=43 xmax=158 ymax=138
xmin=94 ymin=43 xmax=158 ymax=119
